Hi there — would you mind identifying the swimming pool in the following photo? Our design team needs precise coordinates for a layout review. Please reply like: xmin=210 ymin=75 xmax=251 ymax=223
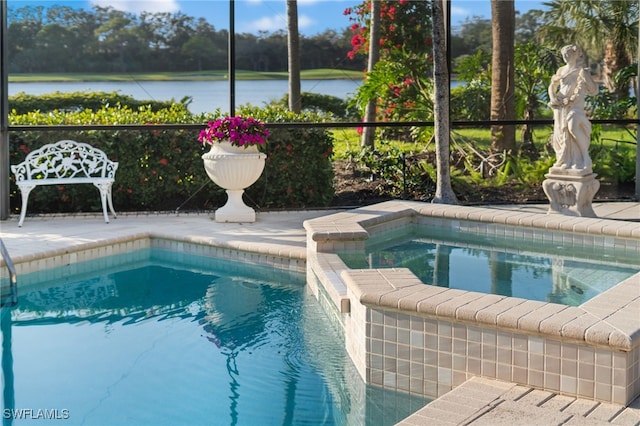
xmin=304 ymin=201 xmax=640 ymax=405
xmin=1 ymin=248 xmax=427 ymax=425
xmin=337 ymin=223 xmax=639 ymax=306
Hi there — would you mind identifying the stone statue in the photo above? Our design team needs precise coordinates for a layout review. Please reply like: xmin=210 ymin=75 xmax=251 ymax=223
xmin=548 ymin=44 xmax=599 ymax=171
xmin=542 ymin=45 xmax=600 ymax=217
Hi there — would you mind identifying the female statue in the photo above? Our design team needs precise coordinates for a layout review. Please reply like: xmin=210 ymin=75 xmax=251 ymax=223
xmin=548 ymin=45 xmax=599 ymax=171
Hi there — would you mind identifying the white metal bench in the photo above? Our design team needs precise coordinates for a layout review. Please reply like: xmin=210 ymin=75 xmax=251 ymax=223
xmin=11 ymin=140 xmax=118 ymax=227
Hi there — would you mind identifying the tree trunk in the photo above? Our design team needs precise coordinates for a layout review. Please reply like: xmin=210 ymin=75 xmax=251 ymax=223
xmin=286 ymin=0 xmax=301 ymax=113
xmin=603 ymin=37 xmax=631 ymax=101
xmin=431 ymin=0 xmax=458 ymax=204
xmin=520 ymin=94 xmax=539 ymax=159
xmin=490 ymin=252 xmax=513 ymax=297
xmin=361 ymin=0 xmax=380 ymax=149
xmin=490 ymin=0 xmax=516 ymax=154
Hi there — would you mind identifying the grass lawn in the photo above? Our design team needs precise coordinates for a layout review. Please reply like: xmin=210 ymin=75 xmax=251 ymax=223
xmin=330 ymin=125 xmax=636 ymax=160
xmin=9 ymin=69 xmax=364 ymax=83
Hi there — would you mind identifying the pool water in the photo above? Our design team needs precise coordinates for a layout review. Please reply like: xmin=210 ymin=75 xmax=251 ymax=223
xmin=1 ymin=248 xmax=427 ymax=425
xmin=338 ymin=224 xmax=639 ymax=306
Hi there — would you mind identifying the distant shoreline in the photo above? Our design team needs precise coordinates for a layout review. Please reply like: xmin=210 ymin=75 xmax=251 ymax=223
xmin=9 ymin=69 xmax=363 ymax=83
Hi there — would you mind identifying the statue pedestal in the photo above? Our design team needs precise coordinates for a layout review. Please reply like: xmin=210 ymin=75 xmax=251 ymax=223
xmin=542 ymin=168 xmax=599 ymax=217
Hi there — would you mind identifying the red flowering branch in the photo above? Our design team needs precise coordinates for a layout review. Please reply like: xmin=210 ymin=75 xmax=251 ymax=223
xmin=345 ymin=1 xmax=434 ymax=123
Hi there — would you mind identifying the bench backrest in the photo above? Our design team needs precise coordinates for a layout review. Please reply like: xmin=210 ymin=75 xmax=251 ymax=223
xmin=11 ymin=140 xmax=118 ymax=182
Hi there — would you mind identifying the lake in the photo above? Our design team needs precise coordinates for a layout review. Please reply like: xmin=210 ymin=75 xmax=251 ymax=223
xmin=8 ymin=79 xmax=362 ymax=115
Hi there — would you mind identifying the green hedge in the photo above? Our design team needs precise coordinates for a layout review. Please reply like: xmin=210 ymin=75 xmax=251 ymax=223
xmin=245 ymin=106 xmax=335 ymax=208
xmin=271 ymin=92 xmax=360 ymax=120
xmin=9 ymin=102 xmax=335 ymax=215
xmin=9 ymin=91 xmax=180 ymax=114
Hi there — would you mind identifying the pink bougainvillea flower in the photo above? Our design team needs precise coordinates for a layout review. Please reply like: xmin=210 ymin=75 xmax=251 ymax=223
xmin=197 ymin=116 xmax=269 ymax=148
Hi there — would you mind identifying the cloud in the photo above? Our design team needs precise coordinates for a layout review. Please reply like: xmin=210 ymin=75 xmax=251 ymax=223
xmin=242 ymin=15 xmax=285 ymax=33
xmin=90 ymin=0 xmax=180 ymax=14
xmin=298 ymin=14 xmax=314 ymax=29
xmin=451 ymin=6 xmax=470 ymax=18
xmin=239 ymin=13 xmax=314 ymax=33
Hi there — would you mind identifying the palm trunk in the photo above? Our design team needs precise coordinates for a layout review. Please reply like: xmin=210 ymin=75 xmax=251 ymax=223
xmin=286 ymin=0 xmax=301 ymax=113
xmin=360 ymin=0 xmax=380 ymax=149
xmin=431 ymin=0 xmax=457 ymax=204
xmin=490 ymin=0 xmax=516 ymax=154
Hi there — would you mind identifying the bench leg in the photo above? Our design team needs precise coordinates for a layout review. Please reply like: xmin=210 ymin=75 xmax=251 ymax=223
xmin=94 ymin=182 xmax=114 ymax=224
xmin=107 ymin=185 xmax=117 ymax=219
xmin=16 ymin=184 xmax=36 ymax=227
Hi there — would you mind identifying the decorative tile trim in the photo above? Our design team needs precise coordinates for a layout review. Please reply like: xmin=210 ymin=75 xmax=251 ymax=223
xmin=361 ymin=305 xmax=639 ymax=405
xmin=4 ymin=232 xmax=306 ymax=279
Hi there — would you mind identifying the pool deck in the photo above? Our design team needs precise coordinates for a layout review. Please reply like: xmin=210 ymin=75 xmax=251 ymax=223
xmin=1 ymin=201 xmax=639 ymax=425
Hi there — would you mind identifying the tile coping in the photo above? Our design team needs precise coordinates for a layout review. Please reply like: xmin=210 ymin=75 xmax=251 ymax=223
xmin=1 ymin=232 xmax=308 ymax=276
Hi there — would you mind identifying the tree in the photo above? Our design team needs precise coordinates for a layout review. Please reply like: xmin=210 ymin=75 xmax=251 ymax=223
xmin=515 ymin=9 xmax=545 ymax=44
xmin=94 ymin=15 xmax=137 ymax=72
xmin=286 ymin=0 xmax=301 ymax=113
xmin=451 ymin=16 xmax=491 ymax=59
xmin=182 ymin=19 xmax=226 ymax=70
xmin=182 ymin=35 xmax=217 ymax=71
xmin=541 ymin=0 xmax=638 ymax=101
xmin=33 ymin=24 xmax=80 ymax=72
xmin=300 ymin=30 xmax=357 ymax=70
xmin=360 ymin=0 xmax=380 ymax=148
xmin=431 ymin=0 xmax=457 ymax=204
xmin=345 ymin=0 xmax=433 ymax=141
xmin=490 ymin=0 xmax=516 ymax=154
xmin=514 ymin=42 xmax=558 ymax=157
xmin=4 ymin=3 xmax=365 ymax=74
xmin=451 ymin=50 xmax=491 ymax=121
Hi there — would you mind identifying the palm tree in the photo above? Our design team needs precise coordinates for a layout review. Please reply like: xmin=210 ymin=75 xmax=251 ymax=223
xmin=360 ymin=0 xmax=380 ymax=149
xmin=431 ymin=0 xmax=457 ymax=204
xmin=286 ymin=0 xmax=301 ymax=113
xmin=541 ymin=0 xmax=638 ymax=100
xmin=490 ymin=0 xmax=516 ymax=154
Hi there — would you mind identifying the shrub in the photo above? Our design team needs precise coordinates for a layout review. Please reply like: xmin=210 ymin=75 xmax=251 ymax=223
xmin=354 ymin=141 xmax=433 ymax=199
xmin=9 ymin=91 xmax=181 ymax=114
xmin=240 ymin=105 xmax=335 ymax=208
xmin=9 ymin=102 xmax=335 ymax=214
xmin=271 ymin=92 xmax=359 ymax=120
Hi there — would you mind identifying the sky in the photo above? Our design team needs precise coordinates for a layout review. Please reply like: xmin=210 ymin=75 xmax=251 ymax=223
xmin=9 ymin=0 xmax=548 ymax=36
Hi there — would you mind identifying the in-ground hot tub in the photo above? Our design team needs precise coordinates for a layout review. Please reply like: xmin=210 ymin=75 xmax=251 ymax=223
xmin=304 ymin=201 xmax=640 ymax=405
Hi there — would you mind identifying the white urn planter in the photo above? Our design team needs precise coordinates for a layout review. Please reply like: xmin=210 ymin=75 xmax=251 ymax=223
xmin=202 ymin=141 xmax=266 ymax=223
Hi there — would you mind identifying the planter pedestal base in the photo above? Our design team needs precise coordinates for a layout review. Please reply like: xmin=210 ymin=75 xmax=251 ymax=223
xmin=214 ymin=189 xmax=256 ymax=223
xmin=542 ymin=168 xmax=599 ymax=218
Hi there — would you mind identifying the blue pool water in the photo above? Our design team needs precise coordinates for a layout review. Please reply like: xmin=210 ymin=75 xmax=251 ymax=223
xmin=338 ymin=224 xmax=639 ymax=306
xmin=1 ymin=249 xmax=427 ymax=425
